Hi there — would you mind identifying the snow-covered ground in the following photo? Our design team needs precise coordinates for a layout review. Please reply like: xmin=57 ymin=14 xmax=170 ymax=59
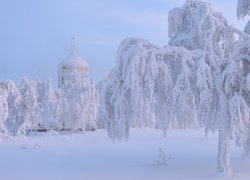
xmin=0 ymin=128 xmax=249 ymax=180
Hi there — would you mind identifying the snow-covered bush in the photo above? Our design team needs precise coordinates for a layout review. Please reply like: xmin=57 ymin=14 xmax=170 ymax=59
xmin=154 ymin=147 xmax=173 ymax=167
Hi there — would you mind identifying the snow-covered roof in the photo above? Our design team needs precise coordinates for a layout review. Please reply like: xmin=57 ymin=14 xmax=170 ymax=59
xmin=60 ymin=38 xmax=89 ymax=72
xmin=61 ymin=52 xmax=88 ymax=70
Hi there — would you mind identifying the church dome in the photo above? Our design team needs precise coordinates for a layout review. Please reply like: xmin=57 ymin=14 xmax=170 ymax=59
xmin=59 ymin=38 xmax=88 ymax=73
xmin=58 ymin=38 xmax=89 ymax=88
xmin=60 ymin=52 xmax=89 ymax=73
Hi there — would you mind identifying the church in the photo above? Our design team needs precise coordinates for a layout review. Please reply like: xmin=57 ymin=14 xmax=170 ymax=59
xmin=37 ymin=38 xmax=89 ymax=103
xmin=35 ymin=38 xmax=97 ymax=131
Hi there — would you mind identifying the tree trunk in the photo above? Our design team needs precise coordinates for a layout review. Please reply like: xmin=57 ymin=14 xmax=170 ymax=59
xmin=217 ymin=121 xmax=232 ymax=176
xmin=243 ymin=124 xmax=250 ymax=158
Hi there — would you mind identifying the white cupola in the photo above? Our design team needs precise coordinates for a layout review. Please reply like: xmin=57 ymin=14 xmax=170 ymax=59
xmin=58 ymin=38 xmax=88 ymax=88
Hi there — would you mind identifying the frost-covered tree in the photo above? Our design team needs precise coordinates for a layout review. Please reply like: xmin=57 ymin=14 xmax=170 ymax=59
xmin=0 ymin=82 xmax=9 ymax=138
xmin=216 ymin=61 xmax=238 ymax=176
xmin=168 ymin=0 xmax=235 ymax=137
xmin=224 ymin=21 xmax=250 ymax=159
xmin=96 ymin=80 xmax=108 ymax=129
xmin=169 ymin=0 xmax=236 ymax=176
xmin=1 ymin=71 xmax=98 ymax=136
xmin=100 ymin=0 xmax=239 ymax=176
xmin=39 ymin=78 xmax=61 ymax=130
xmin=98 ymin=71 xmax=127 ymax=140
xmin=17 ymin=77 xmax=39 ymax=139
xmin=1 ymin=80 xmax=21 ymax=136
xmin=100 ymin=38 xmax=201 ymax=141
xmin=42 ymin=100 xmax=59 ymax=130
xmin=169 ymin=0 xmax=234 ymax=64
xmin=57 ymin=90 xmax=69 ymax=130
xmin=153 ymin=58 xmax=173 ymax=136
xmin=195 ymin=54 xmax=218 ymax=135
xmin=237 ymin=0 xmax=250 ymax=19
xmin=169 ymin=48 xmax=197 ymax=130
xmin=62 ymin=71 xmax=98 ymax=132
xmin=114 ymin=38 xmax=159 ymax=129
xmin=99 ymin=38 xmax=158 ymax=141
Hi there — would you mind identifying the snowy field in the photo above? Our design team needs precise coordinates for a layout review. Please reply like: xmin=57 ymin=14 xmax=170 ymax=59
xmin=0 ymin=128 xmax=249 ymax=180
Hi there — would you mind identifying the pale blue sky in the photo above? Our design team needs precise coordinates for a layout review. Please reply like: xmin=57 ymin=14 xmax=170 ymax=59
xmin=0 ymin=0 xmax=248 ymax=86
